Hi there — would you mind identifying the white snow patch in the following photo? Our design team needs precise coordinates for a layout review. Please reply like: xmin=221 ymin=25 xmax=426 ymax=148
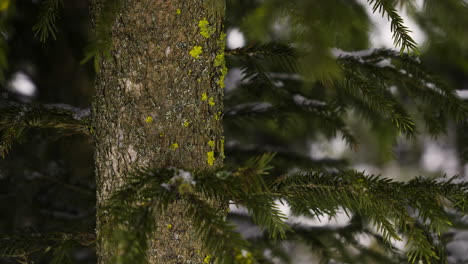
xmin=160 ymin=183 xmax=171 ymax=191
xmin=309 ymin=135 xmax=347 ymax=160
xmin=8 ymin=72 xmax=36 ymax=97
xmin=447 ymin=231 xmax=468 ymax=262
xmin=73 ymin=108 xmax=91 ymax=120
xmin=331 ymin=48 xmax=377 ymax=61
xmin=165 ymin=46 xmax=171 ymax=57
xmin=170 ymin=169 xmax=196 ymax=186
xmin=389 ymin=85 xmax=398 ymax=95
xmin=277 ymin=201 xmax=351 ymax=228
xmin=224 ymin=67 xmax=243 ymax=92
xmin=45 ymin=104 xmax=90 ymax=120
xmin=421 ymin=140 xmax=459 ymax=175
xmin=127 ymin=145 xmax=138 ymax=163
xmin=226 ymin=102 xmax=273 ymax=116
xmin=227 ymin=28 xmax=245 ymax=49
xmin=45 ymin=103 xmax=81 ymax=112
xmin=456 ymin=90 xmax=468 ymax=99
xmin=375 ymin=58 xmax=393 ymax=68
xmin=293 ymin=94 xmax=327 ymax=106
xmin=160 ymin=169 xmax=196 ymax=190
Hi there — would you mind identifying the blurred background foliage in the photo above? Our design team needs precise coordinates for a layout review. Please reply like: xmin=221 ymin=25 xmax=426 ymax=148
xmin=0 ymin=0 xmax=467 ymax=263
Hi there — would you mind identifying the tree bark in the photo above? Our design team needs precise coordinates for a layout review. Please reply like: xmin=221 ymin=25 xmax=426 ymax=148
xmin=91 ymin=0 xmax=225 ymax=263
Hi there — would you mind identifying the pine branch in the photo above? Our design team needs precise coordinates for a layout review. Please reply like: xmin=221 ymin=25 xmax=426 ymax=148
xmin=101 ymin=168 xmax=177 ymax=263
xmin=225 ymin=146 xmax=348 ymax=171
xmin=272 ymin=170 xmax=468 ymax=262
xmin=32 ymin=0 xmax=63 ymax=42
xmin=196 ymin=154 xmax=291 ymax=240
xmin=104 ymin=167 xmax=253 ymax=264
xmin=227 ymin=45 xmax=465 ymax=143
xmin=226 ymin=43 xmax=298 ymax=74
xmin=0 ymin=102 xmax=91 ymax=158
xmin=231 ymin=213 xmax=407 ymax=264
xmin=184 ymin=194 xmax=251 ymax=264
xmin=367 ymin=0 xmax=418 ymax=54
xmin=225 ymin=98 xmax=357 ymax=147
xmin=0 ymin=231 xmax=94 ymax=260
xmin=335 ymin=50 xmax=417 ymax=137
xmin=336 ymin=48 xmax=468 ymax=136
xmin=105 ymin=155 xmax=468 ymax=263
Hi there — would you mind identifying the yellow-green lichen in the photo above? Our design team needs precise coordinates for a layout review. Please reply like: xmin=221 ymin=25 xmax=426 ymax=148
xmin=215 ymin=32 xmax=228 ymax=88
xmin=214 ymin=111 xmax=222 ymax=121
xmin=220 ymin=139 xmax=225 ymax=158
xmin=217 ymin=66 xmax=228 ymax=88
xmin=207 ymin=151 xmax=215 ymax=166
xmin=214 ymin=53 xmax=224 ymax=67
xmin=189 ymin=46 xmax=203 ymax=59
xmin=188 ymin=69 xmax=192 ymax=76
xmin=201 ymin=92 xmax=208 ymax=101
xmin=183 ymin=121 xmax=190 ymax=127
xmin=178 ymin=182 xmax=194 ymax=194
xmin=176 ymin=9 xmax=181 ymax=15
xmin=208 ymin=97 xmax=215 ymax=106
xmin=145 ymin=116 xmax=154 ymax=123
xmin=204 ymin=255 xmax=212 ymax=263
xmin=170 ymin=143 xmax=179 ymax=150
xmin=0 ymin=0 xmax=10 ymax=11
xmin=159 ymin=133 xmax=165 ymax=137
xmin=208 ymin=140 xmax=215 ymax=148
xmin=235 ymin=251 xmax=253 ymax=264
xmin=199 ymin=18 xmax=214 ymax=38
xmin=166 ymin=224 xmax=173 ymax=230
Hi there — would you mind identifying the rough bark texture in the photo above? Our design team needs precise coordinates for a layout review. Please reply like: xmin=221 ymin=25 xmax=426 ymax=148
xmin=91 ymin=0 xmax=225 ymax=263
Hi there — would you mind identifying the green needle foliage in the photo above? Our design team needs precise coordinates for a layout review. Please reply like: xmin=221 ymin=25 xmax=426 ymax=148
xmin=32 ymin=0 xmax=63 ymax=42
xmin=367 ymin=0 xmax=418 ymax=54
xmin=99 ymin=156 xmax=468 ymax=264
xmin=0 ymin=103 xmax=90 ymax=157
xmin=0 ymin=231 xmax=94 ymax=263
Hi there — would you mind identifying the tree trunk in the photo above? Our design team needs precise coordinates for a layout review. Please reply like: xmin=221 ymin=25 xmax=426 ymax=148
xmin=91 ymin=0 xmax=226 ymax=263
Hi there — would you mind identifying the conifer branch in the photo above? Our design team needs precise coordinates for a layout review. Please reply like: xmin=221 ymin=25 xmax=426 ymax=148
xmin=101 ymin=168 xmax=176 ymax=263
xmin=196 ymin=154 xmax=292 ymax=240
xmin=272 ymin=170 xmax=468 ymax=262
xmin=367 ymin=0 xmax=418 ymax=54
xmin=32 ymin=0 xmax=63 ymax=42
xmin=225 ymin=100 xmax=357 ymax=147
xmin=226 ymin=43 xmax=298 ymax=74
xmin=0 ymin=231 xmax=94 ymax=261
xmin=336 ymin=48 xmax=467 ymax=136
xmin=225 ymin=146 xmax=348 ymax=171
xmin=102 ymin=153 xmax=468 ymax=263
xmin=104 ymin=167 xmax=253 ymax=264
xmin=184 ymin=194 xmax=251 ymax=264
xmin=0 ymin=103 xmax=91 ymax=158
